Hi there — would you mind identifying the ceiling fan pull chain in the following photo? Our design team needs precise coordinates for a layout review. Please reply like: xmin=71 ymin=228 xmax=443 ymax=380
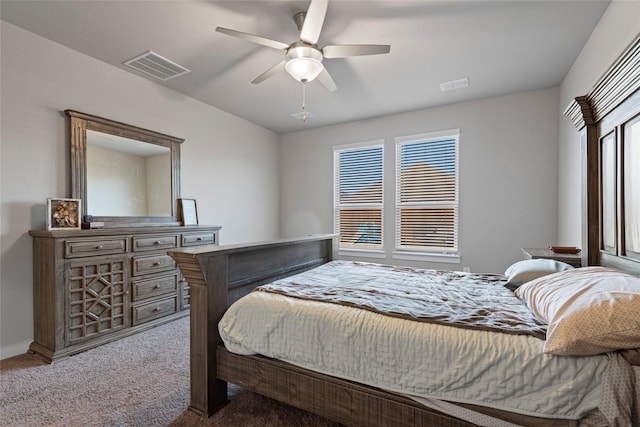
xmin=302 ymin=82 xmax=306 ymax=111
xmin=290 ymin=81 xmax=314 ymax=123
xmin=302 ymin=83 xmax=311 ymax=123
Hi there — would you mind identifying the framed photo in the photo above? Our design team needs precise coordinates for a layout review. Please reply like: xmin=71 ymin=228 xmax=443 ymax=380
xmin=47 ymin=198 xmax=81 ymax=230
xmin=179 ymin=198 xmax=198 ymax=225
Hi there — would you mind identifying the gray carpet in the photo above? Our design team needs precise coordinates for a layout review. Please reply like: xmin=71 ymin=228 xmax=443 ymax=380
xmin=0 ymin=316 xmax=340 ymax=426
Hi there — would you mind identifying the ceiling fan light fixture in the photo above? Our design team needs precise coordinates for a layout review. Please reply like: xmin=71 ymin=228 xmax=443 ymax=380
xmin=285 ymin=44 xmax=324 ymax=83
xmin=285 ymin=57 xmax=323 ymax=82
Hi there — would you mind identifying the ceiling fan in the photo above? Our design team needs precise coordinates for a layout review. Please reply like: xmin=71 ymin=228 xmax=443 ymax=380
xmin=215 ymin=0 xmax=390 ymax=92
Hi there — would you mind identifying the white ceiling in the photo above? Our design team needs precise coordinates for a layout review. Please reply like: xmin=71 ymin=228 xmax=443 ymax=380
xmin=1 ymin=0 xmax=610 ymax=134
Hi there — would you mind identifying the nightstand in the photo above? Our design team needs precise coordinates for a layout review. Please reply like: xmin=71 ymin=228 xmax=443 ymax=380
xmin=521 ymin=248 xmax=582 ymax=268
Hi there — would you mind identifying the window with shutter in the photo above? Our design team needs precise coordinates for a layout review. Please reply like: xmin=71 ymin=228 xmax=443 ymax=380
xmin=395 ymin=130 xmax=459 ymax=254
xmin=334 ymin=141 xmax=384 ymax=249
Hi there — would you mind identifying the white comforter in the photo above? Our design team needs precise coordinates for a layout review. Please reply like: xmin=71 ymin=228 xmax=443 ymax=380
xmin=220 ymin=288 xmax=611 ymax=420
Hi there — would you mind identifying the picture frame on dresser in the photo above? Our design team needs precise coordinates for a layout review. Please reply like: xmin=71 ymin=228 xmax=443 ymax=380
xmin=47 ymin=198 xmax=81 ymax=230
xmin=179 ymin=198 xmax=198 ymax=226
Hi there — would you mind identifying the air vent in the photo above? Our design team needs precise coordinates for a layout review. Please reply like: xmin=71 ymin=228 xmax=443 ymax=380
xmin=124 ymin=51 xmax=190 ymax=81
xmin=440 ymin=77 xmax=469 ymax=92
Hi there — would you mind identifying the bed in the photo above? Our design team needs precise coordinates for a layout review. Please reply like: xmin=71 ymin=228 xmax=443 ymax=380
xmin=168 ymin=35 xmax=640 ymax=427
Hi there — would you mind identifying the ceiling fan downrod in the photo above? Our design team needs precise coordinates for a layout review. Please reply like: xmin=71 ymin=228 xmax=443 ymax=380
xmin=294 ymin=12 xmax=306 ymax=32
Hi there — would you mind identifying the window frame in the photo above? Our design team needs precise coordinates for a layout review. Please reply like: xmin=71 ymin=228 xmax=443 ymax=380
xmin=333 ymin=139 xmax=385 ymax=256
xmin=393 ymin=129 xmax=460 ymax=263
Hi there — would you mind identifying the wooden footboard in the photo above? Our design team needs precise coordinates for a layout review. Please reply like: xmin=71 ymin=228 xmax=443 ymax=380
xmin=168 ymin=234 xmax=338 ymax=416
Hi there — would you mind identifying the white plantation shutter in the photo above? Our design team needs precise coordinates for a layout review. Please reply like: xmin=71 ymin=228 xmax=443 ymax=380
xmin=395 ymin=130 xmax=459 ymax=253
xmin=334 ymin=142 xmax=384 ymax=249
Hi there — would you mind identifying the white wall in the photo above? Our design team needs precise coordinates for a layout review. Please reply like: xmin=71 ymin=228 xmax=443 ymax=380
xmin=280 ymin=88 xmax=560 ymax=274
xmin=557 ymin=1 xmax=640 ymax=245
xmin=0 ymin=21 xmax=281 ymax=359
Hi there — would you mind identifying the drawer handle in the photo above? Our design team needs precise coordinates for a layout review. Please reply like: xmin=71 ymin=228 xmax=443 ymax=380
xmin=154 ymin=240 xmax=161 ymax=245
xmin=154 ymin=284 xmax=161 ymax=289
xmin=196 ymin=237 xmax=202 ymax=241
xmin=153 ymin=261 xmax=161 ymax=266
xmin=153 ymin=307 xmax=160 ymax=312
xmin=95 ymin=245 xmax=103 ymax=249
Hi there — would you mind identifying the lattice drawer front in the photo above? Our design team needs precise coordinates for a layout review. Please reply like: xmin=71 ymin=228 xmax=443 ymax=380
xmin=67 ymin=258 xmax=127 ymax=344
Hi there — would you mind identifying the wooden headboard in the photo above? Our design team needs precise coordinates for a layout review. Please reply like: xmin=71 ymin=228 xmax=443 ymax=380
xmin=564 ymin=34 xmax=640 ymax=276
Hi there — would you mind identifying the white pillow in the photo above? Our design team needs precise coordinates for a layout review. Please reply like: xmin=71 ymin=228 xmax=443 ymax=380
xmin=515 ymin=267 xmax=640 ymax=356
xmin=504 ymin=259 xmax=574 ymax=290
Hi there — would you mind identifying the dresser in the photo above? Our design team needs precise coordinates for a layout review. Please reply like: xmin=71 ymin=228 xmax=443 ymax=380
xmin=28 ymin=225 xmax=221 ymax=362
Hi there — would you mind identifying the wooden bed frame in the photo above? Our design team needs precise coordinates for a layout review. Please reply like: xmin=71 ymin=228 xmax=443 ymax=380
xmin=169 ymin=35 xmax=639 ymax=427
xmin=169 ymin=234 xmax=575 ymax=427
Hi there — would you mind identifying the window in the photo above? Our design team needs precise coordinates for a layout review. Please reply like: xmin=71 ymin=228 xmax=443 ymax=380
xmin=333 ymin=131 xmax=459 ymax=260
xmin=334 ymin=141 xmax=384 ymax=250
xmin=395 ymin=129 xmax=459 ymax=255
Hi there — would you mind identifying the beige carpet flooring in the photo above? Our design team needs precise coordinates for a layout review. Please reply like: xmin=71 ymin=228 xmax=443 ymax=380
xmin=0 ymin=316 xmax=341 ymax=426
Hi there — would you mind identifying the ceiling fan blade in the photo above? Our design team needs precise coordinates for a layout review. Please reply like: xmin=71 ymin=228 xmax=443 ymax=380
xmin=323 ymin=44 xmax=391 ymax=58
xmin=300 ymin=0 xmax=328 ymax=45
xmin=317 ymin=67 xmax=337 ymax=92
xmin=216 ymin=27 xmax=289 ymax=50
xmin=251 ymin=60 xmax=287 ymax=84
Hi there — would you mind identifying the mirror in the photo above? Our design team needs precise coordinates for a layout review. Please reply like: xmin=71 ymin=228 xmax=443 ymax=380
xmin=67 ymin=110 xmax=183 ymax=227
xmin=86 ymin=130 xmax=172 ymax=216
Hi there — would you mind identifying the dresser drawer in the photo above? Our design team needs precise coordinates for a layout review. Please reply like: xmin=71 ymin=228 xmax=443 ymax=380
xmin=132 ymin=273 xmax=178 ymax=302
xmin=132 ymin=254 xmax=176 ymax=276
xmin=132 ymin=296 xmax=178 ymax=325
xmin=64 ymin=238 xmax=128 ymax=258
xmin=181 ymin=231 xmax=216 ymax=247
xmin=132 ymin=234 xmax=178 ymax=252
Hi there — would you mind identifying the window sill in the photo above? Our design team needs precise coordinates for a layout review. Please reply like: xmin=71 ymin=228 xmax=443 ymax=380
xmin=392 ymin=251 xmax=460 ymax=264
xmin=338 ymin=248 xmax=460 ymax=264
xmin=338 ymin=248 xmax=386 ymax=259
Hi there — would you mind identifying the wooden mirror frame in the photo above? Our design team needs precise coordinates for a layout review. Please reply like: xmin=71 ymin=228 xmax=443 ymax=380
xmin=66 ymin=110 xmax=183 ymax=227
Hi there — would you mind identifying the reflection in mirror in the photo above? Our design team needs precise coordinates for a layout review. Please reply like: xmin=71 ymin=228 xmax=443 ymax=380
xmin=67 ymin=109 xmax=183 ymax=227
xmin=86 ymin=130 xmax=171 ymax=216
